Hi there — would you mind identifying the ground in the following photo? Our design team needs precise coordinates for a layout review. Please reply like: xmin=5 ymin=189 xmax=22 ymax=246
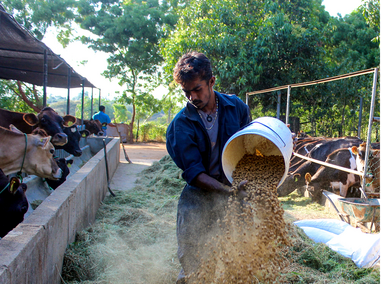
xmin=110 ymin=142 xmax=168 ymax=191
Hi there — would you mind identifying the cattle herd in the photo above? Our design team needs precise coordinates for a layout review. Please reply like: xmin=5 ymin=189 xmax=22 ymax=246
xmin=0 ymin=107 xmax=104 ymax=238
xmin=278 ymin=135 xmax=380 ymax=201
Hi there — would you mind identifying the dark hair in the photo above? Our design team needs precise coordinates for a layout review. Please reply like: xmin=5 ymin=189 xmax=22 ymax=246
xmin=173 ymin=52 xmax=212 ymax=84
xmin=99 ymin=105 xmax=105 ymax=112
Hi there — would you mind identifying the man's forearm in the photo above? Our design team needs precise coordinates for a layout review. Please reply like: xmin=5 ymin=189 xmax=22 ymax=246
xmin=192 ymin=173 xmax=232 ymax=195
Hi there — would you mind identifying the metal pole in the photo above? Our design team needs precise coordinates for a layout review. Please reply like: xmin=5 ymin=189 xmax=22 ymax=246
xmin=91 ymin=87 xmax=94 ymax=118
xmin=358 ymin=97 xmax=363 ymax=138
xmin=360 ymin=67 xmax=378 ymax=197
xmin=99 ymin=89 xmax=101 ymax=108
xmin=43 ymin=49 xmax=47 ymax=108
xmin=286 ymin=85 xmax=291 ymax=125
xmin=81 ymin=79 xmax=85 ymax=127
xmin=66 ymin=68 xmax=71 ymax=115
xmin=277 ymin=91 xmax=281 ymax=119
xmin=246 ymin=93 xmax=249 ymax=105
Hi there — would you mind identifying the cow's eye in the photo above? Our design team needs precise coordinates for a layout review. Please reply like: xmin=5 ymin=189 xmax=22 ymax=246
xmin=50 ymin=148 xmax=54 ymax=155
xmin=41 ymin=117 xmax=46 ymax=123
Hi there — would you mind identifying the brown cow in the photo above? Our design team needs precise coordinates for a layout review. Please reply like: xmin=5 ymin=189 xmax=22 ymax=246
xmin=0 ymin=126 xmax=61 ymax=179
xmin=0 ymin=107 xmax=76 ymax=146
xmin=75 ymin=118 xmax=104 ymax=136
xmin=352 ymin=143 xmax=380 ymax=193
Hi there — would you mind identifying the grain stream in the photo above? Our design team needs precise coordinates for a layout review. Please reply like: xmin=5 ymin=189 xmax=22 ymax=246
xmin=189 ymin=154 xmax=289 ymax=283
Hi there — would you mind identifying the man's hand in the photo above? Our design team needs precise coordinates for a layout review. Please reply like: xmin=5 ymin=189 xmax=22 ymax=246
xmin=236 ymin=180 xmax=248 ymax=199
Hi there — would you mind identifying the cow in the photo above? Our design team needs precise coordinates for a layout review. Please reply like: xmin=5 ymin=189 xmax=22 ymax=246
xmin=45 ymin=158 xmax=74 ymax=190
xmin=54 ymin=124 xmax=90 ymax=157
xmin=351 ymin=143 xmax=380 ymax=193
xmin=0 ymin=107 xmax=76 ymax=146
xmin=76 ymin=118 xmax=104 ymax=136
xmin=304 ymin=148 xmax=361 ymax=201
xmin=277 ymin=137 xmax=363 ymax=197
xmin=0 ymin=170 xmax=28 ymax=238
xmin=0 ymin=126 xmax=62 ymax=179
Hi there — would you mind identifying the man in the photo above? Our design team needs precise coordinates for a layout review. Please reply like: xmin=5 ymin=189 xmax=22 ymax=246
xmin=166 ymin=52 xmax=251 ymax=282
xmin=92 ymin=105 xmax=111 ymax=136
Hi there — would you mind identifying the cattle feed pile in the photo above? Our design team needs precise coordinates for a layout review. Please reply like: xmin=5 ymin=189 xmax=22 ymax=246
xmin=188 ymin=154 xmax=289 ymax=283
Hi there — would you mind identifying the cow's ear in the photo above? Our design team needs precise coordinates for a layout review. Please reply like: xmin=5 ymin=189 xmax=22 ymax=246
xmin=37 ymin=136 xmax=51 ymax=148
xmin=80 ymin=130 xmax=90 ymax=137
xmin=9 ymin=124 xmax=23 ymax=134
xmin=23 ymin=113 xmax=39 ymax=126
xmin=67 ymin=159 xmax=74 ymax=166
xmin=63 ymin=115 xmax=77 ymax=127
xmin=9 ymin=177 xmax=20 ymax=194
xmin=351 ymin=146 xmax=359 ymax=155
xmin=305 ymin=173 xmax=312 ymax=183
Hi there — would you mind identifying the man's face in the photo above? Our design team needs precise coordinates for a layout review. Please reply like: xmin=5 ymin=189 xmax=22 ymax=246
xmin=181 ymin=76 xmax=215 ymax=110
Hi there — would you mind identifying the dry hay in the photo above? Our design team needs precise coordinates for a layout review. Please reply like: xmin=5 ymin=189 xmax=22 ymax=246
xmin=62 ymin=155 xmax=185 ymax=284
xmin=62 ymin=154 xmax=379 ymax=284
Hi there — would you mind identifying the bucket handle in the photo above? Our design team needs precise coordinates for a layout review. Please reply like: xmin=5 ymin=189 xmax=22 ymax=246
xmin=249 ymin=121 xmax=286 ymax=147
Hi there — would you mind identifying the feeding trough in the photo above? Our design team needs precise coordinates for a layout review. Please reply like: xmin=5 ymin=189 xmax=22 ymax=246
xmin=338 ymin=197 xmax=380 ymax=224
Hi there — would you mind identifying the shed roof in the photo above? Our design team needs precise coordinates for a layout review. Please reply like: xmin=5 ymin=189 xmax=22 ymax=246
xmin=0 ymin=4 xmax=96 ymax=89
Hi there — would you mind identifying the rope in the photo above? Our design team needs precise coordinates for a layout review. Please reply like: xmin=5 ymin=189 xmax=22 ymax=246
xmin=42 ymin=178 xmax=54 ymax=191
xmin=16 ymin=133 xmax=27 ymax=182
xmin=0 ymin=183 xmax=10 ymax=195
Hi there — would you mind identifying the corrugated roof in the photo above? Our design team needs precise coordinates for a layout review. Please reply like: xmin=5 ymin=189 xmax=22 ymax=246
xmin=0 ymin=4 xmax=96 ymax=88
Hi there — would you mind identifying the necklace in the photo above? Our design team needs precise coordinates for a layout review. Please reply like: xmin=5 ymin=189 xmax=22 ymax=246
xmin=198 ymin=97 xmax=218 ymax=131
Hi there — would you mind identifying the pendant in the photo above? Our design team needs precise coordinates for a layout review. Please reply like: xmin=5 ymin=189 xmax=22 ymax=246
xmin=207 ymin=115 xmax=213 ymax=122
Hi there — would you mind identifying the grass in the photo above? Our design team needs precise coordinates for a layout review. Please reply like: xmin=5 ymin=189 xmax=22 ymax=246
xmin=61 ymin=156 xmax=379 ymax=284
xmin=279 ymin=191 xmax=340 ymax=221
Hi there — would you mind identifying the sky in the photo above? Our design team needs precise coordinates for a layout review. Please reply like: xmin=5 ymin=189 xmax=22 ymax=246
xmin=42 ymin=0 xmax=364 ymax=101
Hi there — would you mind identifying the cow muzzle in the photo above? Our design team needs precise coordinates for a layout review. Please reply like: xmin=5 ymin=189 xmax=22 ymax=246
xmin=51 ymin=133 xmax=68 ymax=146
xmin=52 ymin=168 xmax=63 ymax=180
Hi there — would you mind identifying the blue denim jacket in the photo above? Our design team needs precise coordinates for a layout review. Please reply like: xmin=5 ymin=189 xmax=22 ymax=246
xmin=166 ymin=91 xmax=251 ymax=185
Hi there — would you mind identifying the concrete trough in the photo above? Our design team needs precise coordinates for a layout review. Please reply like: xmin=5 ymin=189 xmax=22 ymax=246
xmin=0 ymin=137 xmax=120 ymax=284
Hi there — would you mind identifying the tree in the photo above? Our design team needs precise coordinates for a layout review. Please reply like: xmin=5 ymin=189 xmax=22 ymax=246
xmin=1 ymin=0 xmax=76 ymax=44
xmin=0 ymin=80 xmax=42 ymax=112
xmin=161 ymin=0 xmax=329 ymax=105
xmin=74 ymin=0 xmax=178 ymax=142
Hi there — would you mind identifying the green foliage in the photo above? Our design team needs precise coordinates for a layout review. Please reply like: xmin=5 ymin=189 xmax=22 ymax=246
xmin=74 ymin=96 xmax=114 ymax=121
xmin=0 ymin=80 xmax=41 ymax=112
xmin=139 ymin=121 xmax=168 ymax=142
xmin=1 ymin=0 xmax=76 ymax=41
xmin=113 ymin=104 xmax=130 ymax=123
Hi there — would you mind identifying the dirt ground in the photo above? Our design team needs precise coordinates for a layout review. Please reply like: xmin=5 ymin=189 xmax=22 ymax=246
xmin=110 ymin=142 xmax=168 ymax=191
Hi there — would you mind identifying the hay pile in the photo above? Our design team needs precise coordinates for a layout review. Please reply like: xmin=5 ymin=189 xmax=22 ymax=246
xmin=62 ymin=155 xmax=379 ymax=284
xmin=62 ymin=155 xmax=184 ymax=284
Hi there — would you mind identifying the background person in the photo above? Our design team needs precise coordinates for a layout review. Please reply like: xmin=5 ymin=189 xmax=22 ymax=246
xmin=166 ymin=51 xmax=251 ymax=283
xmin=92 ymin=105 xmax=113 ymax=136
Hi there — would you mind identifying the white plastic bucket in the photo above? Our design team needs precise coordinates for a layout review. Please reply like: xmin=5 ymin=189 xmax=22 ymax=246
xmin=221 ymin=117 xmax=293 ymax=187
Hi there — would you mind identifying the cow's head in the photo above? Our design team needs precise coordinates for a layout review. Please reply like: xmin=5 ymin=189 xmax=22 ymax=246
xmin=277 ymin=173 xmax=303 ymax=197
xmin=0 ymin=172 xmax=28 ymax=238
xmin=352 ymin=143 xmax=380 ymax=193
xmin=85 ymin=119 xmax=104 ymax=136
xmin=24 ymin=133 xmax=62 ymax=180
xmin=351 ymin=143 xmax=368 ymax=173
xmin=22 ymin=107 xmax=76 ymax=146
xmin=55 ymin=125 xmax=90 ymax=157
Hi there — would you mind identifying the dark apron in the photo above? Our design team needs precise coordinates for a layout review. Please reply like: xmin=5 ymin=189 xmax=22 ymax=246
xmin=176 ymin=184 xmax=228 ymax=280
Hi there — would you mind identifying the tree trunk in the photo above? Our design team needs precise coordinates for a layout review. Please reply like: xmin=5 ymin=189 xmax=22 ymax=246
xmin=16 ymin=81 xmax=41 ymax=112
